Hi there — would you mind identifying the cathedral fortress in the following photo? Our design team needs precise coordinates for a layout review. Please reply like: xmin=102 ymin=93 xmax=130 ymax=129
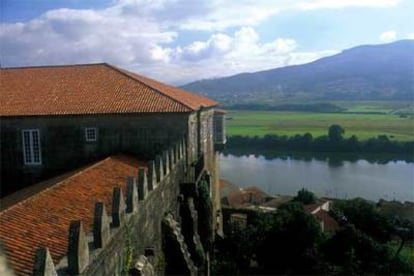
xmin=0 ymin=63 xmax=226 ymax=275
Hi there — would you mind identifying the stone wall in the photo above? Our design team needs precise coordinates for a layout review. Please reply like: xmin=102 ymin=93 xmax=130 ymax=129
xmin=22 ymin=140 xmax=204 ymax=275
xmin=1 ymin=112 xmax=198 ymax=196
xmin=20 ymin=133 xmax=219 ymax=275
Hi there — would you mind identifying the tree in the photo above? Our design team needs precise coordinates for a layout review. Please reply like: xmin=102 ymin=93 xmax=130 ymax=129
xmin=328 ymin=124 xmax=345 ymax=144
xmin=293 ymin=188 xmax=316 ymax=205
xmin=257 ymin=202 xmax=323 ymax=274
xmin=321 ymin=224 xmax=391 ymax=274
xmin=331 ymin=198 xmax=393 ymax=243
xmin=345 ymin=135 xmax=360 ymax=152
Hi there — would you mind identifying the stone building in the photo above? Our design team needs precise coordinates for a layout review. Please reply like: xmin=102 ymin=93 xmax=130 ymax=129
xmin=0 ymin=63 xmax=226 ymax=275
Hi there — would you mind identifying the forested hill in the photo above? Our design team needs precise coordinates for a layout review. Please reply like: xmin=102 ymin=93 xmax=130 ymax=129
xmin=181 ymin=40 xmax=414 ymax=102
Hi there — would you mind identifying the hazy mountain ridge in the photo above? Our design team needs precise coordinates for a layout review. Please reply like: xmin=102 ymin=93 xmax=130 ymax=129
xmin=181 ymin=40 xmax=414 ymax=103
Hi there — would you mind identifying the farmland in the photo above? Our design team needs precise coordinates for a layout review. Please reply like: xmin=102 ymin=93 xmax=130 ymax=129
xmin=226 ymin=109 xmax=414 ymax=141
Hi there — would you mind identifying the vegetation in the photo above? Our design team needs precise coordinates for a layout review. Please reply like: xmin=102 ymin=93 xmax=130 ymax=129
xmin=226 ymin=109 xmax=414 ymax=141
xmin=293 ymin=188 xmax=316 ymax=205
xmin=225 ymin=103 xmax=346 ymax=113
xmin=227 ymin=125 xmax=414 ymax=157
xmin=213 ymin=190 xmax=414 ymax=275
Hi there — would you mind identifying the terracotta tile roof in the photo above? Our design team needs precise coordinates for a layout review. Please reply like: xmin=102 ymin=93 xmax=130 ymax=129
xmin=304 ymin=203 xmax=321 ymax=214
xmin=0 ymin=63 xmax=217 ymax=117
xmin=313 ymin=209 xmax=340 ymax=233
xmin=0 ymin=155 xmax=146 ymax=275
xmin=304 ymin=199 xmax=330 ymax=214
xmin=214 ymin=109 xmax=227 ymax=114
xmin=225 ymin=186 xmax=269 ymax=208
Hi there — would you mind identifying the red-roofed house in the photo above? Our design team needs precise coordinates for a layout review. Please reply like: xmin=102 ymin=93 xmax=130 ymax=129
xmin=304 ymin=200 xmax=340 ymax=233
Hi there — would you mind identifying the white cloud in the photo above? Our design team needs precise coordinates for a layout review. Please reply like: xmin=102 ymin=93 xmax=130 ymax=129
xmin=140 ymin=27 xmax=337 ymax=84
xmin=179 ymin=1 xmax=282 ymax=31
xmin=406 ymin=33 xmax=414 ymax=39
xmin=178 ymin=0 xmax=402 ymax=31
xmin=0 ymin=7 xmax=178 ymax=67
xmin=179 ymin=33 xmax=233 ymax=61
xmin=3 ymin=0 xmax=394 ymax=83
xmin=379 ymin=30 xmax=397 ymax=42
xmin=296 ymin=0 xmax=401 ymax=10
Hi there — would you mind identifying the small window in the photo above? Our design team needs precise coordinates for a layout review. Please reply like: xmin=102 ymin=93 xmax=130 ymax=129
xmin=85 ymin=127 xmax=97 ymax=142
xmin=22 ymin=129 xmax=42 ymax=165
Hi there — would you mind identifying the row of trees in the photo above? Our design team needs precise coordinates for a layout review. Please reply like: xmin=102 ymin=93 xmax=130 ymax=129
xmin=213 ymin=190 xmax=414 ymax=275
xmin=224 ymin=103 xmax=346 ymax=113
xmin=227 ymin=125 xmax=414 ymax=155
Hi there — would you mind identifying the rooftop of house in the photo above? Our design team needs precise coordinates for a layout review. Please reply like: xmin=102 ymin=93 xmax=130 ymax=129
xmin=0 ymin=155 xmax=146 ymax=275
xmin=0 ymin=63 xmax=218 ymax=117
xmin=313 ymin=209 xmax=340 ymax=233
xmin=224 ymin=186 xmax=270 ymax=208
xmin=213 ymin=109 xmax=227 ymax=115
xmin=303 ymin=199 xmax=330 ymax=214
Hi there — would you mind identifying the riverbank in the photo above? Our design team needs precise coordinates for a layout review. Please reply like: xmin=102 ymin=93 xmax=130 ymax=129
xmin=219 ymin=178 xmax=414 ymax=224
xmin=216 ymin=179 xmax=414 ymax=275
xmin=226 ymin=133 xmax=414 ymax=160
xmin=223 ymin=148 xmax=414 ymax=164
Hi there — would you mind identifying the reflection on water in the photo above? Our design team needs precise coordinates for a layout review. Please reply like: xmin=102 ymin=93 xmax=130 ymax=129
xmin=220 ymin=153 xmax=414 ymax=202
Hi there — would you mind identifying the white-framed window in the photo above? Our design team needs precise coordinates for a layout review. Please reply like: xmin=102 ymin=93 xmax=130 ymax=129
xmin=22 ymin=129 xmax=42 ymax=165
xmin=85 ymin=127 xmax=97 ymax=142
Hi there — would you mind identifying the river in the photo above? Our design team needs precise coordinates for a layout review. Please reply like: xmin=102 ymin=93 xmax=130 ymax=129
xmin=220 ymin=153 xmax=414 ymax=202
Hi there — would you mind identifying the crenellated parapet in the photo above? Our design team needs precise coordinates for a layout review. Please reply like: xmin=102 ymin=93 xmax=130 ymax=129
xmin=26 ymin=139 xmax=191 ymax=275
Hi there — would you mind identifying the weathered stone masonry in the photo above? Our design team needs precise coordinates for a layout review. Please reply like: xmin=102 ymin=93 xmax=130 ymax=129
xmin=26 ymin=139 xmax=214 ymax=275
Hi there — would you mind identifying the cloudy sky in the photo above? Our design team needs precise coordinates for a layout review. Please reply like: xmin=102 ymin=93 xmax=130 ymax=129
xmin=1 ymin=0 xmax=413 ymax=84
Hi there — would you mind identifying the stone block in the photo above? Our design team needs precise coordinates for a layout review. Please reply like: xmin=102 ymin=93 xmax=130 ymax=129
xmin=93 ymin=202 xmax=110 ymax=248
xmin=126 ymin=176 xmax=138 ymax=213
xmin=163 ymin=151 xmax=170 ymax=175
xmin=68 ymin=220 xmax=89 ymax=274
xmin=147 ymin=160 xmax=156 ymax=191
xmin=169 ymin=148 xmax=175 ymax=168
xmin=137 ymin=168 xmax=148 ymax=201
xmin=33 ymin=247 xmax=57 ymax=276
xmin=177 ymin=142 xmax=182 ymax=160
xmin=155 ymin=155 xmax=164 ymax=182
xmin=111 ymin=187 xmax=125 ymax=227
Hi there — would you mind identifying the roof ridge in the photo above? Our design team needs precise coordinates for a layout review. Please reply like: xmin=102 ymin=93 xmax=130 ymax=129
xmin=104 ymin=64 xmax=195 ymax=111
xmin=1 ymin=63 xmax=107 ymax=70
xmin=0 ymin=156 xmax=113 ymax=213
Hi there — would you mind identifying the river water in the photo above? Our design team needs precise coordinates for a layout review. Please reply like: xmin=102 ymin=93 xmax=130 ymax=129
xmin=220 ymin=153 xmax=414 ymax=202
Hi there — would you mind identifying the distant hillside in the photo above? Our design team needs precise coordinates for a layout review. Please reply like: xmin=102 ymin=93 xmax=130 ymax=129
xmin=181 ymin=40 xmax=414 ymax=103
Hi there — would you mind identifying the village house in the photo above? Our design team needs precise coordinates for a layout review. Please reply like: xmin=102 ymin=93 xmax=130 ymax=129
xmin=0 ymin=63 xmax=226 ymax=275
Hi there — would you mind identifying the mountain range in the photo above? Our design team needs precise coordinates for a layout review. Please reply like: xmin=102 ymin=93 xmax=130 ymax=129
xmin=181 ymin=40 xmax=414 ymax=103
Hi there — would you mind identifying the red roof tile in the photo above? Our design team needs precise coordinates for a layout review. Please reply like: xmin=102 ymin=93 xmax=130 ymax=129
xmin=214 ymin=109 xmax=227 ymax=114
xmin=313 ymin=209 xmax=340 ymax=232
xmin=0 ymin=63 xmax=217 ymax=117
xmin=0 ymin=155 xmax=146 ymax=275
xmin=225 ymin=186 xmax=269 ymax=208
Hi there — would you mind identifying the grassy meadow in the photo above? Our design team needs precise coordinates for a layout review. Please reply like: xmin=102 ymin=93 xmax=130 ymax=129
xmin=226 ymin=106 xmax=414 ymax=141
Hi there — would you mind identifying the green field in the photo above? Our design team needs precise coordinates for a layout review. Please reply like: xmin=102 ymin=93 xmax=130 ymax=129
xmin=226 ymin=110 xmax=414 ymax=141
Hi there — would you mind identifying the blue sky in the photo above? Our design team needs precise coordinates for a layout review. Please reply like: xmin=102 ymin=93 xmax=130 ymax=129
xmin=1 ymin=0 xmax=413 ymax=84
